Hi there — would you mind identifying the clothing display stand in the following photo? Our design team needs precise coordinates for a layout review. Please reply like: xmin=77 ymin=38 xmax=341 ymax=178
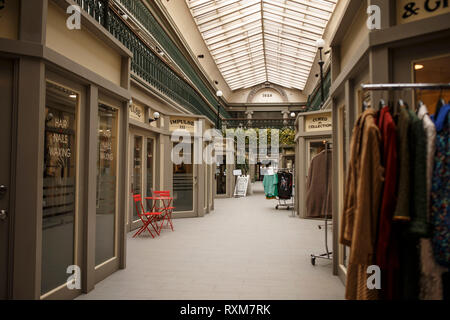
xmin=311 ymin=141 xmax=332 ymax=266
xmin=275 ymin=168 xmax=294 ymax=211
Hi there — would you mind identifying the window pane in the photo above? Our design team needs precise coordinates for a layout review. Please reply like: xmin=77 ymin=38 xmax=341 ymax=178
xmin=95 ymin=104 xmax=118 ymax=266
xmin=42 ymin=82 xmax=78 ymax=295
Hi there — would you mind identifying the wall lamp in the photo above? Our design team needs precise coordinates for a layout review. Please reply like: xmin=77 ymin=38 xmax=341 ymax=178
xmin=149 ymin=112 xmax=160 ymax=123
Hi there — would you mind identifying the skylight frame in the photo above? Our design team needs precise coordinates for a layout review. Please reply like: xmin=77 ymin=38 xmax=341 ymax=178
xmin=186 ymin=0 xmax=337 ymax=90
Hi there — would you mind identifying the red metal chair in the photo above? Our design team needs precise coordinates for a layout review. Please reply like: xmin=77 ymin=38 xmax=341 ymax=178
xmin=132 ymin=194 xmax=164 ymax=238
xmin=151 ymin=190 xmax=174 ymax=232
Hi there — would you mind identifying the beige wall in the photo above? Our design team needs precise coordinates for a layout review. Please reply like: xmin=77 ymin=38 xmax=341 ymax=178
xmin=229 ymin=86 xmax=307 ymax=103
xmin=339 ymin=2 xmax=369 ymax=73
xmin=159 ymin=0 xmax=233 ymax=100
xmin=46 ymin=2 xmax=122 ymax=86
xmin=0 ymin=0 xmax=19 ymax=40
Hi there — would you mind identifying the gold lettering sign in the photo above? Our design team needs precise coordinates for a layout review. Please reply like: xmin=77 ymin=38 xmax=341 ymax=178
xmin=305 ymin=113 xmax=332 ymax=132
xmin=129 ymin=103 xmax=144 ymax=122
xmin=169 ymin=117 xmax=196 ymax=133
xmin=397 ymin=0 xmax=450 ymax=24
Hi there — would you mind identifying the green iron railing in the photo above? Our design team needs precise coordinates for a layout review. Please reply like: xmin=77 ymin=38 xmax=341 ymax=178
xmin=115 ymin=0 xmax=229 ymax=118
xmin=74 ymin=0 xmax=228 ymax=122
xmin=306 ymin=67 xmax=331 ymax=111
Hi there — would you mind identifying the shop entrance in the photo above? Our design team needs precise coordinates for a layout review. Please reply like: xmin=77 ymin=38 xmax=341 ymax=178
xmin=0 ymin=58 xmax=14 ymax=299
xmin=216 ymin=155 xmax=227 ymax=195
xmin=129 ymin=132 xmax=155 ymax=231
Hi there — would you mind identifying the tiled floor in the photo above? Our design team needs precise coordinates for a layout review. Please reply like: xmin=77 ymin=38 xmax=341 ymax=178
xmin=77 ymin=182 xmax=344 ymax=300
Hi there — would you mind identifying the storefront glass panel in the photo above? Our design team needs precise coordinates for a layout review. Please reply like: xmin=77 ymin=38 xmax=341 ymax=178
xmin=173 ymin=142 xmax=193 ymax=211
xmin=146 ymin=139 xmax=154 ymax=210
xmin=95 ymin=104 xmax=118 ymax=266
xmin=41 ymin=82 xmax=78 ymax=295
xmin=132 ymin=136 xmax=143 ymax=221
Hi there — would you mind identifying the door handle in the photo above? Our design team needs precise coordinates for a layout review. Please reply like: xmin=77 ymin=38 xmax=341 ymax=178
xmin=0 ymin=210 xmax=7 ymax=221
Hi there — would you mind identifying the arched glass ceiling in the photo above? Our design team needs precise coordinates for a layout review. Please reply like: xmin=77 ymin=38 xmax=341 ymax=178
xmin=186 ymin=0 xmax=337 ymax=90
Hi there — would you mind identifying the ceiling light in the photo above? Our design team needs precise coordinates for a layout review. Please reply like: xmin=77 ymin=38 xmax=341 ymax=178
xmin=216 ymin=90 xmax=223 ymax=97
xmin=415 ymin=64 xmax=424 ymax=70
xmin=69 ymin=94 xmax=77 ymax=99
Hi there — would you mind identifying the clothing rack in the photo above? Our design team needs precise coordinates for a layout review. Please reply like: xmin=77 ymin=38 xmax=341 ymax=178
xmin=361 ymin=83 xmax=450 ymax=90
xmin=311 ymin=142 xmax=333 ymax=266
xmin=274 ymin=168 xmax=295 ymax=213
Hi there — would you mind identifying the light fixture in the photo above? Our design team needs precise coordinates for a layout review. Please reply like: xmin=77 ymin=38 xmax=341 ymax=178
xmin=316 ymin=38 xmax=325 ymax=49
xmin=69 ymin=94 xmax=77 ymax=99
xmin=415 ymin=64 xmax=424 ymax=70
xmin=149 ymin=111 xmax=160 ymax=123
xmin=216 ymin=90 xmax=223 ymax=97
xmin=290 ymin=112 xmax=296 ymax=118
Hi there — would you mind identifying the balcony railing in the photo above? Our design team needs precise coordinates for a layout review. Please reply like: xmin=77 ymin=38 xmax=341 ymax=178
xmin=222 ymin=118 xmax=296 ymax=129
xmin=74 ymin=0 xmax=229 ymax=122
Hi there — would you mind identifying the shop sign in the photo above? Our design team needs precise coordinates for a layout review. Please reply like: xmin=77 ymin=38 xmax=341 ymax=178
xmin=397 ymin=0 xmax=450 ymax=24
xmin=304 ymin=113 xmax=332 ymax=132
xmin=130 ymin=103 xmax=145 ymax=122
xmin=170 ymin=117 xmax=195 ymax=133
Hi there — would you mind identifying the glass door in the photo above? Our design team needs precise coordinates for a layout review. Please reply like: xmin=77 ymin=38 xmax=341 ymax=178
xmin=95 ymin=104 xmax=118 ymax=267
xmin=216 ymin=155 xmax=227 ymax=195
xmin=41 ymin=81 xmax=79 ymax=296
xmin=172 ymin=142 xmax=194 ymax=212
xmin=131 ymin=136 xmax=143 ymax=223
xmin=145 ymin=138 xmax=154 ymax=211
xmin=129 ymin=133 xmax=155 ymax=230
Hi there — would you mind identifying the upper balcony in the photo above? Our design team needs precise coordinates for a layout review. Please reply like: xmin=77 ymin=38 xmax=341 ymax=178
xmin=74 ymin=0 xmax=230 ymax=123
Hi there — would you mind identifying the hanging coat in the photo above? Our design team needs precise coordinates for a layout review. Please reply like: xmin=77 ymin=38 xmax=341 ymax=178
xmin=431 ymin=104 xmax=450 ymax=268
xmin=340 ymin=108 xmax=384 ymax=300
xmin=263 ymin=174 xmax=278 ymax=199
xmin=375 ymin=106 xmax=399 ymax=300
xmin=306 ymin=150 xmax=332 ymax=217
xmin=277 ymin=171 xmax=293 ymax=200
xmin=417 ymin=104 xmax=446 ymax=300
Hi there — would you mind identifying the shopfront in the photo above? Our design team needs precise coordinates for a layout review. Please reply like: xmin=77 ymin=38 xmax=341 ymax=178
xmin=295 ymin=109 xmax=332 ymax=219
xmin=169 ymin=115 xmax=215 ymax=218
xmin=0 ymin=0 xmax=132 ymax=299
xmin=214 ymin=138 xmax=236 ymax=199
xmin=328 ymin=0 xmax=450 ymax=284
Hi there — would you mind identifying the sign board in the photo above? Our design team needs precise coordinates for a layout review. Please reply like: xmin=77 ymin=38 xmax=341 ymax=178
xmin=233 ymin=169 xmax=242 ymax=176
xmin=304 ymin=113 xmax=332 ymax=132
xmin=234 ymin=175 xmax=249 ymax=197
xmin=130 ymin=103 xmax=145 ymax=122
xmin=397 ymin=0 xmax=450 ymax=25
xmin=169 ymin=117 xmax=195 ymax=133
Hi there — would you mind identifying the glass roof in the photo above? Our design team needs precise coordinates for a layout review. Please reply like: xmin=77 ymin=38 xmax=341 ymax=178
xmin=186 ymin=0 xmax=337 ymax=90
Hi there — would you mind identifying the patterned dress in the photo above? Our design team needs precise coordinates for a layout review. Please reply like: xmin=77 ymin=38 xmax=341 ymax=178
xmin=431 ymin=105 xmax=450 ymax=268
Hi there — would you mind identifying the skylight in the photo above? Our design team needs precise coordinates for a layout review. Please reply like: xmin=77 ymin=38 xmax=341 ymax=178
xmin=186 ymin=0 xmax=337 ymax=91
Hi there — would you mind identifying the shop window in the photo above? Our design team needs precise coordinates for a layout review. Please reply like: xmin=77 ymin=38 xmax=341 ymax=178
xmin=132 ymin=136 xmax=143 ymax=221
xmin=414 ymin=55 xmax=450 ymax=114
xmin=95 ymin=104 xmax=118 ymax=266
xmin=172 ymin=142 xmax=193 ymax=211
xmin=41 ymin=82 xmax=78 ymax=295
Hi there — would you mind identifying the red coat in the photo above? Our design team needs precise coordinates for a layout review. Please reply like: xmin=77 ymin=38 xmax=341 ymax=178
xmin=376 ymin=107 xmax=399 ymax=299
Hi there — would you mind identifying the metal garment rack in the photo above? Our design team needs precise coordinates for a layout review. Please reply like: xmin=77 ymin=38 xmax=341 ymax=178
xmin=311 ymin=142 xmax=332 ymax=266
xmin=274 ymin=168 xmax=295 ymax=211
xmin=361 ymin=83 xmax=450 ymax=90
